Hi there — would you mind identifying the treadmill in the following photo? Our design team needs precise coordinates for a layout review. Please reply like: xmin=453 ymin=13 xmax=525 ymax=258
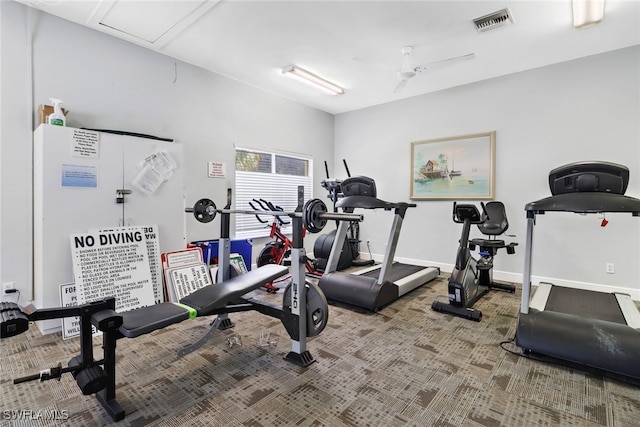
xmin=318 ymin=176 xmax=439 ymax=311
xmin=517 ymin=161 xmax=640 ymax=381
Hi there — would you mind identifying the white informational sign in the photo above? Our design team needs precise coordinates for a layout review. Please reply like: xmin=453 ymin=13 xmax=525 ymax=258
xmin=163 ymin=247 xmax=203 ymax=269
xmin=167 ymin=264 xmax=213 ymax=301
xmin=61 ymin=164 xmax=98 ymax=188
xmin=59 ymin=283 xmax=98 ymax=340
xmin=95 ymin=225 xmax=164 ymax=304
xmin=72 ymin=129 xmax=100 ymax=159
xmin=208 ymin=161 xmax=226 ymax=178
xmin=161 ymin=247 xmax=211 ymax=302
xmin=70 ymin=229 xmax=155 ymax=312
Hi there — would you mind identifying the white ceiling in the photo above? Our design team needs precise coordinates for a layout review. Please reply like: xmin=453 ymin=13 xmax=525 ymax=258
xmin=17 ymin=0 xmax=640 ymax=115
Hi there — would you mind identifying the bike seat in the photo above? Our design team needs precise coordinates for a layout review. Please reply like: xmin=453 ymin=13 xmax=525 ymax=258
xmin=477 ymin=201 xmax=509 ymax=236
xmin=469 ymin=202 xmax=517 ymax=254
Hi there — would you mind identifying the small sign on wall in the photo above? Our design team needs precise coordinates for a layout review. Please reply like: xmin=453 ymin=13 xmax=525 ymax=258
xmin=208 ymin=161 xmax=226 ymax=178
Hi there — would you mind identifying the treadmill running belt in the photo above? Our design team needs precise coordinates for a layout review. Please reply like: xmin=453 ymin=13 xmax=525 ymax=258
xmin=360 ymin=263 xmax=425 ymax=282
xmin=545 ymin=287 xmax=626 ymax=324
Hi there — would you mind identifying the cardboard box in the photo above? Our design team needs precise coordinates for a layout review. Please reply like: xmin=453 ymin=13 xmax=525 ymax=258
xmin=38 ymin=104 xmax=69 ymax=125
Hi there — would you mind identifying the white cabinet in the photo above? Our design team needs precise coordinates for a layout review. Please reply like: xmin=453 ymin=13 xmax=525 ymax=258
xmin=33 ymin=125 xmax=185 ymax=334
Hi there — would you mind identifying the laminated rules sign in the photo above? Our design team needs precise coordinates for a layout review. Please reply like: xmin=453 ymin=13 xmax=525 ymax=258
xmin=70 ymin=229 xmax=155 ymax=313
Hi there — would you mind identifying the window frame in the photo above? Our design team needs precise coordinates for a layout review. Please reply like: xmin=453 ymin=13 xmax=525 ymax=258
xmin=234 ymin=147 xmax=313 ymax=239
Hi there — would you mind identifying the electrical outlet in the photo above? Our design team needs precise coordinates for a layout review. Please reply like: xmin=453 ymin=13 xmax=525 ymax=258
xmin=2 ymin=282 xmax=15 ymax=294
xmin=606 ymin=263 xmax=615 ymax=274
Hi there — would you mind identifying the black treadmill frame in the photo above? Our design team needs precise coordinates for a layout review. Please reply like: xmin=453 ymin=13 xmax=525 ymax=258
xmin=517 ymin=191 xmax=640 ymax=381
xmin=319 ymin=195 xmax=439 ymax=311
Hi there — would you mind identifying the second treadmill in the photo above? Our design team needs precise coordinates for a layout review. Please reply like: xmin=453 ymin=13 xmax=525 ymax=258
xmin=317 ymin=176 xmax=439 ymax=311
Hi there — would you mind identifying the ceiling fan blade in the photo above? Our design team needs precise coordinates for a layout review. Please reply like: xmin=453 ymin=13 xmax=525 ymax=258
xmin=415 ymin=53 xmax=475 ymax=73
xmin=393 ymin=79 xmax=408 ymax=94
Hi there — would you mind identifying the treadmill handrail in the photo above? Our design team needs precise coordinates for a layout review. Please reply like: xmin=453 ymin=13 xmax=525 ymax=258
xmin=336 ymin=195 xmax=416 ymax=211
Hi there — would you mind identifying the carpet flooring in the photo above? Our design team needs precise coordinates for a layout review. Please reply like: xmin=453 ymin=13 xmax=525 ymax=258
xmin=1 ymin=274 xmax=639 ymax=426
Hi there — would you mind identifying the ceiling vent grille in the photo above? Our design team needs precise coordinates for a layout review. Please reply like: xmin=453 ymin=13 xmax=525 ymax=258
xmin=473 ymin=8 xmax=514 ymax=32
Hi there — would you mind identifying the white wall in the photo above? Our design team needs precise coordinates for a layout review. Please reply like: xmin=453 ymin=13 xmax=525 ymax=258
xmin=335 ymin=46 xmax=640 ymax=296
xmin=0 ymin=2 xmax=334 ymax=301
xmin=2 ymin=1 xmax=639 ymax=303
xmin=0 ymin=2 xmax=33 ymax=301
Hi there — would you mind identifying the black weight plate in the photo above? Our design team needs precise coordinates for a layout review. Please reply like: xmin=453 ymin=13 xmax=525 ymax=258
xmin=303 ymin=199 xmax=328 ymax=233
xmin=283 ymin=281 xmax=329 ymax=337
xmin=193 ymin=199 xmax=217 ymax=223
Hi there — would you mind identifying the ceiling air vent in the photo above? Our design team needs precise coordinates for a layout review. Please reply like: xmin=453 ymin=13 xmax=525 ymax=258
xmin=473 ymin=8 xmax=514 ymax=32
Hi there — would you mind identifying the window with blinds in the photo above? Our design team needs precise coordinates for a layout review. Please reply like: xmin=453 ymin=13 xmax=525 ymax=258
xmin=235 ymin=148 xmax=313 ymax=238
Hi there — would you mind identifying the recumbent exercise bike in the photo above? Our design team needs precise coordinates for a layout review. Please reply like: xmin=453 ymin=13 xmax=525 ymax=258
xmin=432 ymin=201 xmax=517 ymax=321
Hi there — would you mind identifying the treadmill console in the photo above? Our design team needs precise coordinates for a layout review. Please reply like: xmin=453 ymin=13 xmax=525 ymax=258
xmin=548 ymin=161 xmax=629 ymax=196
xmin=341 ymin=176 xmax=377 ymax=198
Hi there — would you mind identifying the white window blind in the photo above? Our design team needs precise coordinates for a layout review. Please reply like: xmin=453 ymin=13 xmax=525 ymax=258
xmin=235 ymin=149 xmax=313 ymax=239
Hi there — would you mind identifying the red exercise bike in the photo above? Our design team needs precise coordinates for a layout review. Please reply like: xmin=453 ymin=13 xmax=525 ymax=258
xmin=251 ymin=199 xmax=322 ymax=293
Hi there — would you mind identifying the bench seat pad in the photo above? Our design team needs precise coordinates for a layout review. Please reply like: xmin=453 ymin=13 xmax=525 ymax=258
xmin=119 ymin=303 xmax=190 ymax=338
xmin=180 ymin=264 xmax=288 ymax=315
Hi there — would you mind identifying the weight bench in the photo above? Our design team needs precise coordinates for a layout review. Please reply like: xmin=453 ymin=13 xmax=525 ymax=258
xmin=118 ymin=263 xmax=288 ymax=338
xmin=1 ymin=263 xmax=290 ymax=422
xmin=3 ymin=185 xmax=334 ymax=422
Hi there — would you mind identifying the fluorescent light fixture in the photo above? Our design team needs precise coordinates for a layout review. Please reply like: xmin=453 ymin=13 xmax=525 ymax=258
xmin=282 ymin=65 xmax=345 ymax=95
xmin=572 ymin=0 xmax=605 ymax=28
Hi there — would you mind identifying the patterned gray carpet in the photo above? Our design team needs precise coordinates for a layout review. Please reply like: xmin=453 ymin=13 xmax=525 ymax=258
xmin=2 ymin=275 xmax=639 ymax=426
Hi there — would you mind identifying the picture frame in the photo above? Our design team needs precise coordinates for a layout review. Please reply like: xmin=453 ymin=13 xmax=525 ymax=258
xmin=410 ymin=131 xmax=495 ymax=200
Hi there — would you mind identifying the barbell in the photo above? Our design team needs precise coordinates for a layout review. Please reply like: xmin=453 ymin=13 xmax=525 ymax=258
xmin=185 ymin=197 xmax=363 ymax=233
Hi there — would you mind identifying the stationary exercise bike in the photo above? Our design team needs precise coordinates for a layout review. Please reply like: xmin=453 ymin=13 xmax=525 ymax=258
xmin=251 ymin=199 xmax=322 ymax=293
xmin=431 ymin=201 xmax=516 ymax=321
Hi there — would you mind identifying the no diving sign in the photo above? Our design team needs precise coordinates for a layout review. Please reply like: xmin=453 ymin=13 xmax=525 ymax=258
xmin=69 ymin=229 xmax=155 ymax=313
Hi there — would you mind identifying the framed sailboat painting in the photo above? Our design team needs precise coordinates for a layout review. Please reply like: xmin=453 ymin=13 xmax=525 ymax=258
xmin=410 ymin=131 xmax=495 ymax=200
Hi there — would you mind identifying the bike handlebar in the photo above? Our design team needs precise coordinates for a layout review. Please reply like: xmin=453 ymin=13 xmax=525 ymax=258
xmin=251 ymin=199 xmax=289 ymax=225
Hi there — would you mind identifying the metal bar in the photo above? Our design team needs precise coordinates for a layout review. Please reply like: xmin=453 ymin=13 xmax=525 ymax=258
xmin=290 ymin=186 xmax=307 ymax=353
xmin=378 ymin=212 xmax=403 ymax=284
xmin=178 ymin=316 xmax=224 ymax=356
xmin=320 ymin=212 xmax=362 ymax=222
xmin=324 ymin=220 xmax=350 ymax=273
xmin=215 ymin=208 xmax=362 ymax=222
xmin=520 ymin=214 xmax=536 ymax=314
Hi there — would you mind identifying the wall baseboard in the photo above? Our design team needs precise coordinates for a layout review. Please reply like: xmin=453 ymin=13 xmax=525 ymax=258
xmin=367 ymin=254 xmax=640 ymax=300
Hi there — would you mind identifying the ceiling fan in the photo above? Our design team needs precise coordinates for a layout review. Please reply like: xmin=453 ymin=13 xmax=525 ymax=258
xmin=356 ymin=46 xmax=476 ymax=94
